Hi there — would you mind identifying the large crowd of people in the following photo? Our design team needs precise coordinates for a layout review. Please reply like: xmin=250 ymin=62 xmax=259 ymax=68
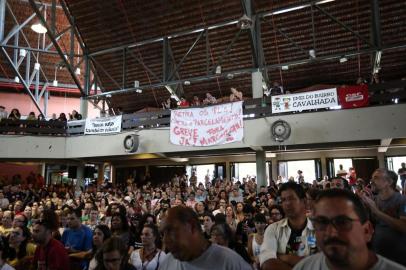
xmin=0 ymin=166 xmax=403 ymax=269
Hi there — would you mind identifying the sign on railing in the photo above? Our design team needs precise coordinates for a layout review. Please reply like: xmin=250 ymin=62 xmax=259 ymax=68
xmin=84 ymin=115 xmax=122 ymax=135
xmin=271 ymin=88 xmax=338 ymax=113
xmin=170 ymin=101 xmax=244 ymax=146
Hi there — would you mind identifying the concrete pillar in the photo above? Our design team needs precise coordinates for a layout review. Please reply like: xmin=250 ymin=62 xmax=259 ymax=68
xmin=80 ymin=97 xmax=88 ymax=119
xmin=225 ymin=161 xmax=231 ymax=182
xmin=252 ymin=70 xmax=263 ymax=98
xmin=271 ymin=157 xmax=278 ymax=182
xmin=256 ymin=150 xmax=267 ymax=191
xmin=377 ymin=152 xmax=385 ymax=168
xmin=320 ymin=153 xmax=327 ymax=178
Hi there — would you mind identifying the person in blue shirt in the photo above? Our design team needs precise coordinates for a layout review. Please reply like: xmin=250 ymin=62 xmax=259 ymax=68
xmin=62 ymin=207 xmax=93 ymax=268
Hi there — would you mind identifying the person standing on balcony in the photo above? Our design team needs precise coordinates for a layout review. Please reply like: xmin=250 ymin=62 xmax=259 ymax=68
xmin=230 ymin=88 xmax=243 ymax=102
xmin=0 ymin=106 xmax=7 ymax=120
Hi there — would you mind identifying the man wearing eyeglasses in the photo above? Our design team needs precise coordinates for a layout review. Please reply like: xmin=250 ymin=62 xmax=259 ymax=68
xmin=293 ymin=189 xmax=405 ymax=270
xmin=361 ymin=168 xmax=406 ymax=266
xmin=260 ymin=182 xmax=316 ymax=270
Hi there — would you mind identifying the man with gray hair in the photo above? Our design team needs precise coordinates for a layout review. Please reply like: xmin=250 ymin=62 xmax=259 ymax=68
xmin=361 ymin=168 xmax=406 ymax=266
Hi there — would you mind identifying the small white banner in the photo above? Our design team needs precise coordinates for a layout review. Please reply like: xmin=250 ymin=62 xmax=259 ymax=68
xmin=84 ymin=115 xmax=122 ymax=135
xmin=170 ymin=101 xmax=244 ymax=146
xmin=271 ymin=88 xmax=338 ymax=113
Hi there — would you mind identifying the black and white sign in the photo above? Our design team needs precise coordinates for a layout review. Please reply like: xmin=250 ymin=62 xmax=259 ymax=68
xmin=84 ymin=115 xmax=122 ymax=135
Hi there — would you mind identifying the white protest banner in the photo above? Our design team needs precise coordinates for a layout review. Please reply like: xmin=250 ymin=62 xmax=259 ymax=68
xmin=271 ymin=88 xmax=338 ymax=113
xmin=84 ymin=115 xmax=122 ymax=135
xmin=170 ymin=101 xmax=244 ymax=146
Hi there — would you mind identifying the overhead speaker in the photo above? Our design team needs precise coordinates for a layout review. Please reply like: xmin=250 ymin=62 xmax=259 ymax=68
xmin=123 ymin=134 xmax=139 ymax=153
xmin=271 ymin=120 xmax=291 ymax=142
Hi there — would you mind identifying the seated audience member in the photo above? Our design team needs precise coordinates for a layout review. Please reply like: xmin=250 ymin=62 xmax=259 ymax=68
xmin=229 ymin=187 xmax=243 ymax=203
xmin=235 ymin=204 xmax=256 ymax=246
xmin=0 ymin=237 xmax=14 ymax=270
xmin=247 ymin=213 xmax=267 ymax=269
xmin=230 ymin=87 xmax=243 ymax=102
xmin=260 ymin=182 xmax=316 ymax=270
xmin=58 ymin=113 xmax=67 ymax=122
xmin=268 ymin=205 xmax=284 ymax=224
xmin=26 ymin=112 xmax=36 ymax=121
xmin=7 ymin=226 xmax=36 ymax=269
xmin=225 ymin=205 xmax=238 ymax=232
xmin=361 ymin=168 xmax=406 ymax=266
xmin=61 ymin=208 xmax=93 ymax=268
xmin=12 ymin=213 xmax=27 ymax=228
xmin=294 ymin=189 xmax=405 ymax=270
xmin=69 ymin=110 xmax=82 ymax=121
xmin=0 ymin=211 xmax=13 ymax=236
xmin=159 ymin=206 xmax=252 ymax=269
xmin=330 ymin=177 xmax=346 ymax=190
xmin=110 ymin=212 xmax=134 ymax=251
xmin=8 ymin=109 xmax=21 ymax=120
xmin=32 ymin=209 xmax=70 ymax=270
xmin=71 ymin=224 xmax=111 ymax=270
xmin=129 ymin=224 xmax=166 ymax=270
xmin=203 ymin=213 xmax=215 ymax=240
xmin=94 ymin=237 xmax=135 ymax=270
xmin=210 ymin=222 xmax=251 ymax=264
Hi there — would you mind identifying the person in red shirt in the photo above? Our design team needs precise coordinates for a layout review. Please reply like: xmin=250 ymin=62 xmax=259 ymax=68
xmin=178 ymin=97 xmax=190 ymax=108
xmin=32 ymin=209 xmax=70 ymax=270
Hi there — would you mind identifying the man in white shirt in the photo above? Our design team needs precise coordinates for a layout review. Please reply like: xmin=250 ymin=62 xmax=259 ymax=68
xmin=294 ymin=189 xmax=406 ymax=270
xmin=260 ymin=182 xmax=316 ymax=270
xmin=159 ymin=206 xmax=251 ymax=270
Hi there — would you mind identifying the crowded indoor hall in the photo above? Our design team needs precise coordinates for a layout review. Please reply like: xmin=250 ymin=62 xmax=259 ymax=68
xmin=1 ymin=0 xmax=406 ymax=269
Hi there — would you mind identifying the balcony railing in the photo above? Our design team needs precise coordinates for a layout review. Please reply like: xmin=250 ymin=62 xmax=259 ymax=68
xmin=0 ymin=80 xmax=405 ymax=136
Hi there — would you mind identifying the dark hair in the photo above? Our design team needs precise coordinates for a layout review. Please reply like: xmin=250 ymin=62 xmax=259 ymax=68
xmin=278 ymin=182 xmax=306 ymax=200
xmin=93 ymin=225 xmax=111 ymax=254
xmin=214 ymin=213 xmax=226 ymax=224
xmin=143 ymin=223 xmax=161 ymax=248
xmin=210 ymin=223 xmax=234 ymax=245
xmin=8 ymin=225 xmax=31 ymax=260
xmin=269 ymin=205 xmax=285 ymax=218
xmin=203 ymin=213 xmax=215 ymax=222
xmin=111 ymin=212 xmax=129 ymax=232
xmin=253 ymin=213 xmax=267 ymax=223
xmin=167 ymin=206 xmax=202 ymax=233
xmin=95 ymin=237 xmax=130 ymax=270
xmin=374 ymin=168 xmax=398 ymax=190
xmin=315 ymin=189 xmax=369 ymax=223
xmin=243 ymin=204 xmax=255 ymax=214
xmin=39 ymin=209 xmax=59 ymax=231
xmin=94 ymin=225 xmax=112 ymax=241
xmin=66 ymin=207 xmax=82 ymax=219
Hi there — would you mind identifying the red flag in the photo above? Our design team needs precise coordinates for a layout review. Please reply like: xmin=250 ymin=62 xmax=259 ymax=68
xmin=338 ymin=85 xmax=369 ymax=109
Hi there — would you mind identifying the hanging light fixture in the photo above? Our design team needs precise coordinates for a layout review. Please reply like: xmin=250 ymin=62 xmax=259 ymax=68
xmin=53 ymin=65 xmax=58 ymax=86
xmin=31 ymin=20 xmax=47 ymax=34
